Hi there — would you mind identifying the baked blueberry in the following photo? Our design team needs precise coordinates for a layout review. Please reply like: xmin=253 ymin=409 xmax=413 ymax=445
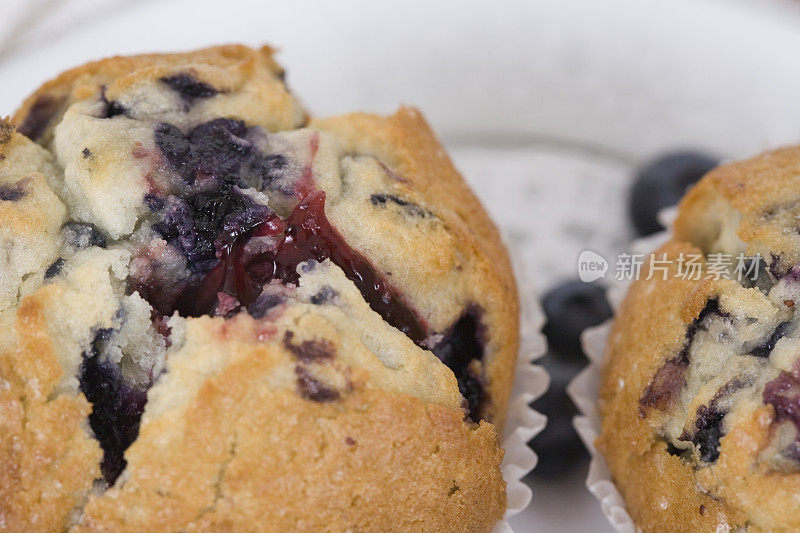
xmin=432 ymin=307 xmax=486 ymax=421
xmin=17 ymin=95 xmax=62 ymax=140
xmin=154 ymin=123 xmax=193 ymax=181
xmin=44 ymin=257 xmax=65 ymax=279
xmin=248 ymin=153 xmax=287 ymax=188
xmin=160 ymin=73 xmax=217 ymax=100
xmin=0 ymin=179 xmax=29 ymax=201
xmin=63 ymin=221 xmax=107 ymax=249
xmin=79 ymin=335 xmax=148 ymax=484
xmin=100 ymin=88 xmax=127 ymax=118
xmin=764 ymin=371 xmax=800 ymax=436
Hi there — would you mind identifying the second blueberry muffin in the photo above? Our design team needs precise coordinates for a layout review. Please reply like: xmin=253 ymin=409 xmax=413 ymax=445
xmin=600 ymin=147 xmax=800 ymax=531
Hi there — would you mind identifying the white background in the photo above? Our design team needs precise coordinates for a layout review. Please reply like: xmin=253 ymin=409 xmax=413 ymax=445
xmin=3 ymin=0 xmax=800 ymax=530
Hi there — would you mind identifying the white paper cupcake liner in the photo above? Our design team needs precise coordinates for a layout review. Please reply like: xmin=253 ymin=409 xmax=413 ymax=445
xmin=493 ymin=239 xmax=549 ymax=532
xmin=567 ymin=230 xmax=672 ymax=533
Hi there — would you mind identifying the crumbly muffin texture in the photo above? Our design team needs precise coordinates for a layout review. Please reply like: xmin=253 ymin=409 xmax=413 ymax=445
xmin=599 ymin=147 xmax=800 ymax=531
xmin=0 ymin=45 xmax=517 ymax=532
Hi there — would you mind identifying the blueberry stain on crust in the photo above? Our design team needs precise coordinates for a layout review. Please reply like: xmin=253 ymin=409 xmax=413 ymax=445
xmin=17 ymin=94 xmax=64 ymax=141
xmin=44 ymin=258 xmax=65 ymax=280
xmin=370 ymin=193 xmax=431 ymax=218
xmin=295 ymin=365 xmax=339 ymax=402
xmin=63 ymin=222 xmax=107 ymax=249
xmin=247 ymin=293 xmax=284 ymax=319
xmin=639 ymin=298 xmax=721 ymax=417
xmin=310 ymin=286 xmax=337 ymax=305
xmin=764 ymin=372 xmax=800 ymax=454
xmin=283 ymin=331 xmax=335 ymax=363
xmin=751 ymin=321 xmax=793 ymax=358
xmin=0 ymin=178 xmax=30 ymax=202
xmin=638 ymin=355 xmax=689 ymax=417
xmin=160 ymin=73 xmax=218 ymax=100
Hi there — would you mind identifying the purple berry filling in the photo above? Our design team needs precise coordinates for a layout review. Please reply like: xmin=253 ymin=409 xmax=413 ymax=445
xmin=677 ymin=377 xmax=749 ymax=463
xmin=641 ymin=294 xmax=800 ymax=464
xmin=154 ymin=119 xmax=252 ymax=183
xmin=136 ymin=118 xmax=491 ymax=420
xmin=249 ymin=153 xmax=288 ymax=190
xmin=152 ymin=184 xmax=273 ymax=272
xmin=153 ymin=118 xmax=287 ymax=192
xmin=79 ymin=332 xmax=148 ymax=484
xmin=99 ymin=95 xmax=127 ymax=119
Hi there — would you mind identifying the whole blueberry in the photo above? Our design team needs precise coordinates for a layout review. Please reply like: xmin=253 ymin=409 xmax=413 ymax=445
xmin=542 ymin=280 xmax=611 ymax=360
xmin=629 ymin=150 xmax=719 ymax=236
xmin=529 ymin=353 xmax=586 ymax=477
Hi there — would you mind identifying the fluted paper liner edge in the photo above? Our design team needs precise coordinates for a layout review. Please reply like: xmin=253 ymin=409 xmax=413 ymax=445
xmin=567 ymin=230 xmax=672 ymax=533
xmin=492 ymin=238 xmax=549 ymax=532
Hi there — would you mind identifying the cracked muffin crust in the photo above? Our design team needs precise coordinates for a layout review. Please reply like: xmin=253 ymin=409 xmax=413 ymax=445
xmin=599 ymin=147 xmax=800 ymax=531
xmin=0 ymin=45 xmax=517 ymax=532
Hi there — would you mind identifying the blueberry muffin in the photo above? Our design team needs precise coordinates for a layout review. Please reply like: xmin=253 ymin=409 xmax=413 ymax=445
xmin=0 ymin=45 xmax=518 ymax=532
xmin=599 ymin=147 xmax=800 ymax=531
